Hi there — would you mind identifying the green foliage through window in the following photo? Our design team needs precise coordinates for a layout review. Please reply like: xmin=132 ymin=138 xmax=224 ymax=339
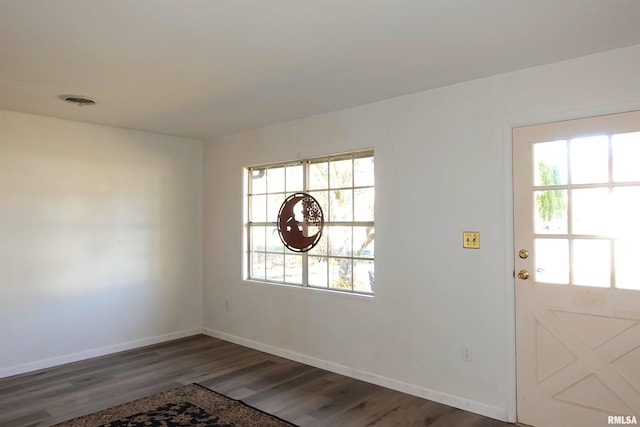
xmin=536 ymin=161 xmax=566 ymax=222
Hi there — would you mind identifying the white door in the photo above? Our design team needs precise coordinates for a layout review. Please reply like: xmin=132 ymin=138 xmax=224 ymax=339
xmin=514 ymin=111 xmax=640 ymax=427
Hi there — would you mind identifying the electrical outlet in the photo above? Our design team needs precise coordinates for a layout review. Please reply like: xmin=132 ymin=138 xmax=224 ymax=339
xmin=462 ymin=347 xmax=472 ymax=362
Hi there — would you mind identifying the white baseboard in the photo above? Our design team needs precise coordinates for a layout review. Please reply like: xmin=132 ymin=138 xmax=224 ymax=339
xmin=0 ymin=328 xmax=202 ymax=379
xmin=1 ymin=327 xmax=508 ymax=421
xmin=202 ymin=328 xmax=507 ymax=421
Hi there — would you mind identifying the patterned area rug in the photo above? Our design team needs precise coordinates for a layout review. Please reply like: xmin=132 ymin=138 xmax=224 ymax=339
xmin=52 ymin=383 xmax=296 ymax=427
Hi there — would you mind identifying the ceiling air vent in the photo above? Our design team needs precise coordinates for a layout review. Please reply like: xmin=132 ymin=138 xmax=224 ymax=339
xmin=61 ymin=95 xmax=97 ymax=107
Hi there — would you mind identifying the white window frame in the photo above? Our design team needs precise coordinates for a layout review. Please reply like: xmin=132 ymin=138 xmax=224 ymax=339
xmin=245 ymin=150 xmax=375 ymax=294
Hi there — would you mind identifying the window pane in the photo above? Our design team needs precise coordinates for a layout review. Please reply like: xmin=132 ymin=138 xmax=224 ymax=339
xmin=250 ymin=194 xmax=267 ymax=222
xmin=267 ymin=193 xmax=285 ymax=222
xmin=307 ymin=190 xmax=328 ymax=215
xmin=612 ymin=131 xmax=640 ymax=182
xmin=572 ymin=188 xmax=610 ymax=236
xmin=266 ymin=226 xmax=284 ymax=253
xmin=353 ymin=259 xmax=374 ymax=293
xmin=251 ymin=226 xmax=266 ymax=252
xmin=612 ymin=186 xmax=640 ymax=239
xmin=354 ymin=156 xmax=374 ymax=187
xmin=330 ymin=189 xmax=353 ymax=222
xmin=309 ymin=161 xmax=328 ymax=190
xmin=251 ymin=252 xmax=266 ymax=280
xmin=329 ymin=258 xmax=352 ymax=290
xmin=266 ymin=254 xmax=284 ymax=281
xmin=328 ymin=226 xmax=352 ymax=257
xmin=534 ymin=190 xmax=567 ymax=234
xmin=286 ymin=164 xmax=304 ymax=192
xmin=354 ymin=188 xmax=374 ymax=221
xmin=250 ymin=168 xmax=267 ymax=194
xmin=284 ymin=254 xmax=302 ymax=284
xmin=535 ymin=238 xmax=569 ymax=284
xmin=308 ymin=256 xmax=327 ymax=287
xmin=570 ymin=135 xmax=609 ymax=184
xmin=573 ymin=240 xmax=610 ymax=288
xmin=616 ymin=240 xmax=640 ymax=290
xmin=330 ymin=159 xmax=352 ymax=189
xmin=534 ymin=140 xmax=567 ymax=186
xmin=267 ymin=167 xmax=285 ymax=193
xmin=308 ymin=231 xmax=328 ymax=256
xmin=353 ymin=226 xmax=374 ymax=258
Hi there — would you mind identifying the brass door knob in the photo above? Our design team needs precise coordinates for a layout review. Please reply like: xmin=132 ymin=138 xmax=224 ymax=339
xmin=518 ymin=249 xmax=529 ymax=259
xmin=518 ymin=270 xmax=530 ymax=280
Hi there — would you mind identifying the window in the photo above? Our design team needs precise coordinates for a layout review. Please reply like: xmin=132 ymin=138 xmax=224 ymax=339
xmin=246 ymin=151 xmax=375 ymax=294
xmin=532 ymin=131 xmax=640 ymax=289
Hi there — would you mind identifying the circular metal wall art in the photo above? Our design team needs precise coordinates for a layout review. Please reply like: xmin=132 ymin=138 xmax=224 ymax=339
xmin=277 ymin=193 xmax=324 ymax=252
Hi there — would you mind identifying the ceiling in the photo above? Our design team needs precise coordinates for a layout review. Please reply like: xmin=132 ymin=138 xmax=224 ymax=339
xmin=2 ymin=1 xmax=640 ymax=139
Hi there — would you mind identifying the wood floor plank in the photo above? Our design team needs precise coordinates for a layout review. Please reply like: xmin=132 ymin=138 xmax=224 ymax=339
xmin=0 ymin=335 xmax=513 ymax=427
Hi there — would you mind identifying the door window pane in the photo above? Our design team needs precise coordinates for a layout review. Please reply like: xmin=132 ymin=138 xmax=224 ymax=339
xmin=612 ymin=131 xmax=640 ymax=182
xmin=571 ymin=188 xmax=610 ymax=235
xmin=534 ymin=140 xmax=568 ymax=186
xmin=570 ymin=135 xmax=609 ymax=184
xmin=573 ymin=240 xmax=610 ymax=288
xmin=612 ymin=186 xmax=640 ymax=239
xmin=535 ymin=190 xmax=568 ymax=234
xmin=525 ymin=120 xmax=640 ymax=292
xmin=535 ymin=239 xmax=569 ymax=284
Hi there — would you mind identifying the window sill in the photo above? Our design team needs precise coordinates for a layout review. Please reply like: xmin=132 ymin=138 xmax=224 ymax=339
xmin=241 ymin=279 xmax=375 ymax=302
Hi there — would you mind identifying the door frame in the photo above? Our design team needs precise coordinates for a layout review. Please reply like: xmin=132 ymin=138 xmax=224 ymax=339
xmin=503 ymin=103 xmax=640 ymax=424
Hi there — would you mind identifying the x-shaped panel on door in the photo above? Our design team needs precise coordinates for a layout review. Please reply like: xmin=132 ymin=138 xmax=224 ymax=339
xmin=534 ymin=309 xmax=640 ymax=416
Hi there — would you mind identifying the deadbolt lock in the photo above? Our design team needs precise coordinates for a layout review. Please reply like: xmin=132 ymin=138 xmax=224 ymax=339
xmin=517 ymin=270 xmax=530 ymax=280
xmin=518 ymin=249 xmax=529 ymax=259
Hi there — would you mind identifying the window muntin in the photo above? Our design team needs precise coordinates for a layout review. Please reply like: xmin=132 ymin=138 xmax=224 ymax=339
xmin=247 ymin=151 xmax=375 ymax=294
xmin=532 ymin=131 xmax=640 ymax=290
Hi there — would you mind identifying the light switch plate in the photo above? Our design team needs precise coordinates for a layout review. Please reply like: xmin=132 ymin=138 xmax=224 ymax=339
xmin=463 ymin=231 xmax=480 ymax=249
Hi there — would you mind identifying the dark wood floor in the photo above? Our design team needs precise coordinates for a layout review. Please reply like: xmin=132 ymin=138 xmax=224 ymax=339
xmin=0 ymin=335 xmax=512 ymax=426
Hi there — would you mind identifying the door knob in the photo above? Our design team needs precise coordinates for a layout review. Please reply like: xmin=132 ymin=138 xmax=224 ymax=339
xmin=518 ymin=270 xmax=530 ymax=280
xmin=518 ymin=249 xmax=529 ymax=259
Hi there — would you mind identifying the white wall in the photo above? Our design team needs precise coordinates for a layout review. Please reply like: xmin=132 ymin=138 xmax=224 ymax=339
xmin=0 ymin=111 xmax=203 ymax=375
xmin=202 ymin=45 xmax=640 ymax=421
